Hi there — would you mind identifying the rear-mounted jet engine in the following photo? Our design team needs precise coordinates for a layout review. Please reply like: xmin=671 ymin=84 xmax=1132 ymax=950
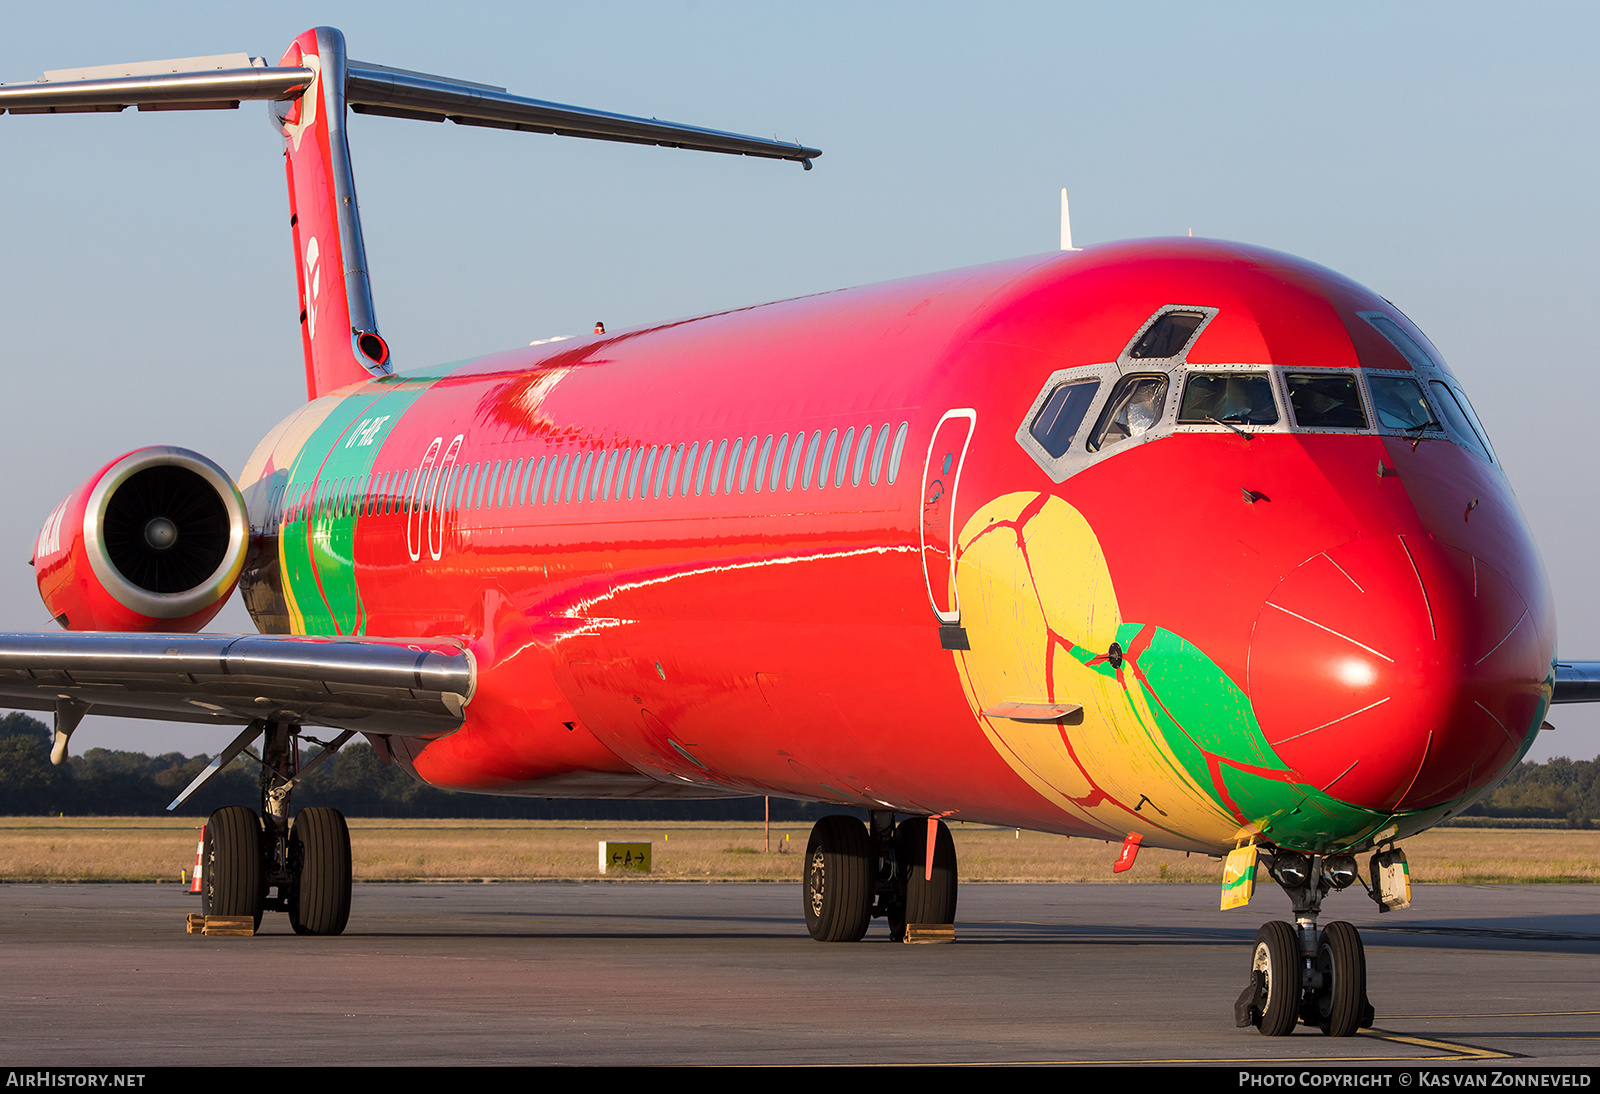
xmin=33 ymin=447 xmax=248 ymax=632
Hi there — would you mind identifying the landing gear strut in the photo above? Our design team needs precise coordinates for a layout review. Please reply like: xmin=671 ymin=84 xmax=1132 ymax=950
xmin=199 ymin=719 xmax=353 ymax=936
xmin=803 ymin=812 xmax=958 ymax=942
xmin=1235 ymin=851 xmax=1374 ymax=1036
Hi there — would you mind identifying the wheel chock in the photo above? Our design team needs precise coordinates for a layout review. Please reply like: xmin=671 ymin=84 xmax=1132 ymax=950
xmin=199 ymin=915 xmax=256 ymax=937
xmin=903 ymin=923 xmax=955 ymax=944
xmin=185 ymin=913 xmax=205 ymax=934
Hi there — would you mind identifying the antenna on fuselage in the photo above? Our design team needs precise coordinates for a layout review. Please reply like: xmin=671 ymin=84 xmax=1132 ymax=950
xmin=1060 ymin=188 xmax=1081 ymax=252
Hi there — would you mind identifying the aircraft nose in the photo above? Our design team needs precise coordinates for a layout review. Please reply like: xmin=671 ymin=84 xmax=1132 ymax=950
xmin=1247 ymin=534 xmax=1547 ymax=813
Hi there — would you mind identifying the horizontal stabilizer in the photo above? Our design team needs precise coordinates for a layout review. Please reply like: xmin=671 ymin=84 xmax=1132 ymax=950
xmin=0 ymin=49 xmax=820 ymax=165
xmin=343 ymin=62 xmax=819 ymax=164
xmin=0 ymin=62 xmax=312 ymax=114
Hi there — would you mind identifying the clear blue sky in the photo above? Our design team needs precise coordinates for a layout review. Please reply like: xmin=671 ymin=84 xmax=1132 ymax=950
xmin=2 ymin=1 xmax=1596 ymax=763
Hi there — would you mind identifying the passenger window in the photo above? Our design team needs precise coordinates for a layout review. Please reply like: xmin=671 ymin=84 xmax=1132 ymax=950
xmin=835 ymin=428 xmax=854 ymax=487
xmin=646 ymin=446 xmax=663 ymax=499
xmin=1177 ymin=373 xmax=1277 ymax=426
xmin=769 ymin=434 xmax=788 ymax=491
xmin=755 ymin=435 xmax=774 ymax=492
xmin=694 ymin=441 xmax=713 ymax=496
xmin=870 ymin=424 xmax=890 ymax=483
xmin=820 ymin=429 xmax=838 ymax=489
xmin=655 ymin=446 xmax=672 ymax=498
xmin=563 ymin=455 xmax=580 ymax=503
xmin=1368 ymin=376 xmax=1439 ymax=432
xmin=852 ymin=426 xmax=871 ymax=486
xmin=784 ymin=434 xmax=803 ymax=490
xmin=801 ymin=431 xmax=821 ymax=489
xmin=1129 ymin=311 xmax=1205 ymax=359
xmin=667 ymin=444 xmax=685 ymax=498
xmin=1286 ymin=374 xmax=1367 ymax=429
xmin=722 ymin=439 xmax=739 ymax=494
xmin=887 ymin=422 xmax=908 ymax=483
xmin=1088 ymin=375 xmax=1169 ymax=452
xmin=1030 ymin=380 xmax=1100 ymax=457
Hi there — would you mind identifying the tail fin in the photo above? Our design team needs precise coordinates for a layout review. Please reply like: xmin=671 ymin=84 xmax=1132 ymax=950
xmin=273 ymin=28 xmax=392 ymax=399
xmin=1 ymin=27 xmax=820 ymax=403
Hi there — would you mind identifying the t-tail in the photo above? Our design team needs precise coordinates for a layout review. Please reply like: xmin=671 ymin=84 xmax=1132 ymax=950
xmin=0 ymin=26 xmax=819 ymax=400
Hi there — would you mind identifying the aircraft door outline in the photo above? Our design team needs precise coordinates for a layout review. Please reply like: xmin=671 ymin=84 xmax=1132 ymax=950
xmin=920 ymin=408 xmax=977 ymax=624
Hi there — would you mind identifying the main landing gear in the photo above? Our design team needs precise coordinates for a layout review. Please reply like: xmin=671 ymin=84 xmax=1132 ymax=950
xmin=1235 ymin=851 xmax=1374 ymax=1037
xmin=803 ymin=812 xmax=957 ymax=942
xmin=199 ymin=720 xmax=353 ymax=935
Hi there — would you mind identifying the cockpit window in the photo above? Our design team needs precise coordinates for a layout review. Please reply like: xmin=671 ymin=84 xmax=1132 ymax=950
xmin=1364 ymin=314 xmax=1437 ymax=371
xmin=1286 ymin=373 xmax=1367 ymax=429
xmin=1128 ymin=311 xmax=1206 ymax=359
xmin=1429 ymin=381 xmax=1495 ymax=463
xmin=1088 ymin=374 xmax=1168 ymax=452
xmin=1368 ymin=376 xmax=1439 ymax=432
xmin=1177 ymin=373 xmax=1278 ymax=426
xmin=1029 ymin=380 xmax=1100 ymax=457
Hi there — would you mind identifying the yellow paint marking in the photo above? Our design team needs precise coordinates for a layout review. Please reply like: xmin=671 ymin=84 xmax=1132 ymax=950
xmin=1362 ymin=1030 xmax=1512 ymax=1059
xmin=787 ymin=1029 xmax=1514 ymax=1066
xmin=1384 ymin=1009 xmax=1600 ymax=1019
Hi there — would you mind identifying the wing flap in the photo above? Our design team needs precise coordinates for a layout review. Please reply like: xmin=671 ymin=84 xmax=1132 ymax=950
xmin=0 ymin=632 xmax=472 ymax=738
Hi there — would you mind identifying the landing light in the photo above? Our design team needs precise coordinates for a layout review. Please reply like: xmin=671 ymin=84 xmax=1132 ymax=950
xmin=1268 ymin=851 xmax=1310 ymax=889
xmin=1325 ymin=855 xmax=1359 ymax=889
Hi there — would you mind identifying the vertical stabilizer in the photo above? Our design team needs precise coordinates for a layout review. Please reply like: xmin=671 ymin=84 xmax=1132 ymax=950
xmin=275 ymin=27 xmax=392 ymax=399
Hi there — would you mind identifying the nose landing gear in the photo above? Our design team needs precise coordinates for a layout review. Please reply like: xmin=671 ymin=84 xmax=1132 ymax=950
xmin=1235 ymin=851 xmax=1374 ymax=1037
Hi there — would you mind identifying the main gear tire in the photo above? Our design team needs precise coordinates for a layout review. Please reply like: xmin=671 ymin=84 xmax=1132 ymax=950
xmin=288 ymin=807 xmax=352 ymax=937
xmin=202 ymin=806 xmax=265 ymax=931
xmin=898 ymin=818 xmax=958 ymax=930
xmin=803 ymin=815 xmax=872 ymax=942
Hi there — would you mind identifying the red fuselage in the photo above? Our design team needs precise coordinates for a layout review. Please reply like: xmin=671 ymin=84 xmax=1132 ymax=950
xmin=236 ymin=239 xmax=1554 ymax=856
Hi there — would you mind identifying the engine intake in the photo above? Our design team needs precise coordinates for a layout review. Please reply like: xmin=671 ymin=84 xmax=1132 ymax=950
xmin=34 ymin=447 xmax=248 ymax=632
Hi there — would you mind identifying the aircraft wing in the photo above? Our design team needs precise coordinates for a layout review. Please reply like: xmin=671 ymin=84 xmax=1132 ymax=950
xmin=0 ymin=632 xmax=472 ymax=740
xmin=1552 ymin=661 xmax=1600 ymax=704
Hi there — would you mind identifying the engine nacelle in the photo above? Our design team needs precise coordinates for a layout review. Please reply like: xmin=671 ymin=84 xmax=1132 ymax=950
xmin=33 ymin=447 xmax=249 ymax=632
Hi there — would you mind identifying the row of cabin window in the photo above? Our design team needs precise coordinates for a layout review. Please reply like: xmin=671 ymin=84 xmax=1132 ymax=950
xmin=276 ymin=421 xmax=912 ymax=524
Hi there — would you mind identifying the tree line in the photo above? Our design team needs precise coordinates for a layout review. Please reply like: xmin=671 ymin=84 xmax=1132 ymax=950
xmin=2 ymin=712 xmax=1595 ymax=825
xmin=0 ymin=713 xmax=842 ymax=821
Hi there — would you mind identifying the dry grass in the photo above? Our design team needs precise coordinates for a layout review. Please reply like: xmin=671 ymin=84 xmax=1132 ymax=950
xmin=0 ymin=817 xmax=1596 ymax=884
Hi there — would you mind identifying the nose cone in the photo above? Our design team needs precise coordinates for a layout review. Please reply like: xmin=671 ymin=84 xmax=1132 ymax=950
xmin=1248 ymin=534 xmax=1548 ymax=812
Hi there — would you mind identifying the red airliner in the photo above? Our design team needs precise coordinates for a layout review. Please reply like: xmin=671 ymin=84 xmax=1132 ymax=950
xmin=3 ymin=27 xmax=1595 ymax=1038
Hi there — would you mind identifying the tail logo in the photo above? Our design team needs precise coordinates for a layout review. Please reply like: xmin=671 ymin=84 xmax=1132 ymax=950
xmin=304 ymin=235 xmax=321 ymax=339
